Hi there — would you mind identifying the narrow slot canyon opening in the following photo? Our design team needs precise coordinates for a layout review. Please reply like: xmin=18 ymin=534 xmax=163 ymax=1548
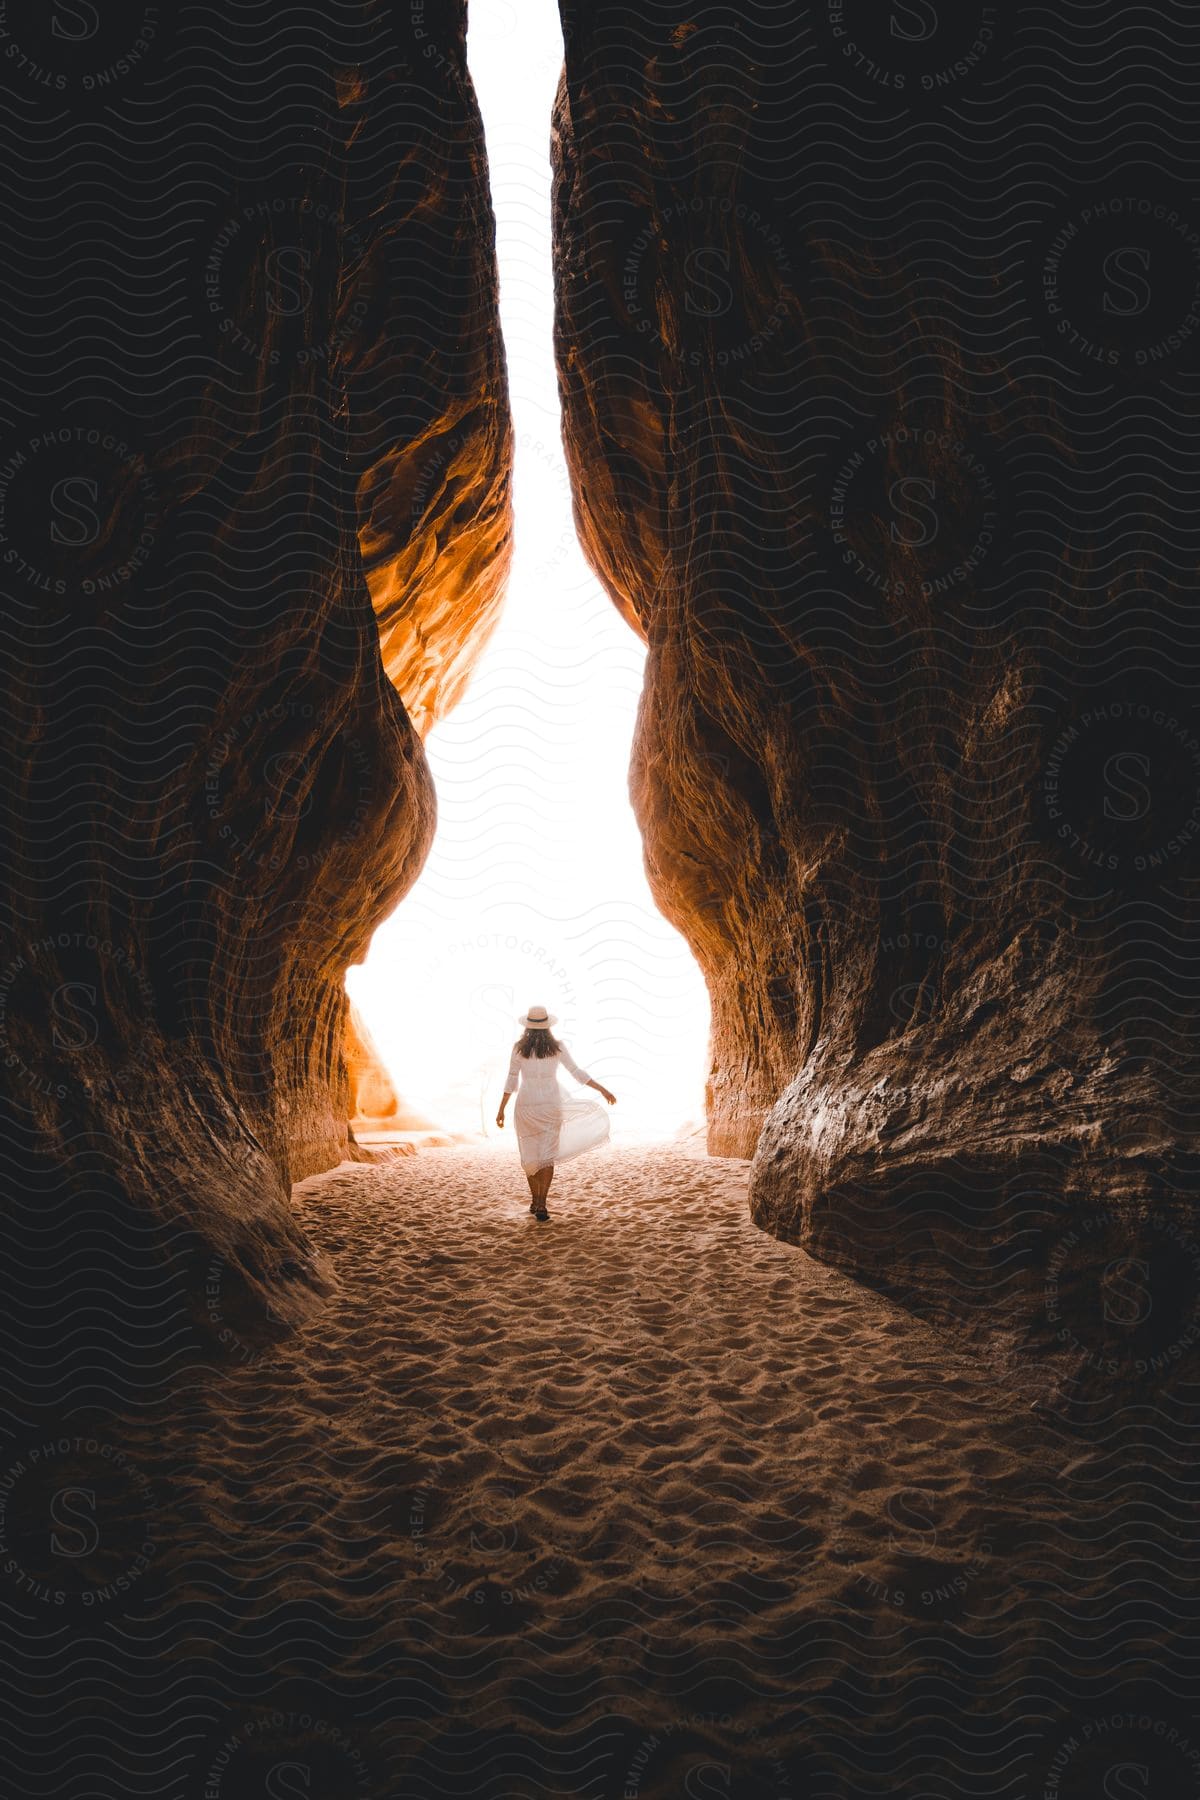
xmin=4 ymin=5 xmax=1196 ymax=1789
xmin=346 ymin=0 xmax=711 ymax=1147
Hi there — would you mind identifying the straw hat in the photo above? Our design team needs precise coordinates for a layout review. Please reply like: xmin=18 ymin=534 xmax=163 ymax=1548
xmin=518 ymin=1004 xmax=558 ymax=1029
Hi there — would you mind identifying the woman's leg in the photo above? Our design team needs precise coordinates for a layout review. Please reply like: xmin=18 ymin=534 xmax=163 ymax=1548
xmin=532 ymin=1164 xmax=554 ymax=1206
xmin=525 ymin=1166 xmax=549 ymax=1211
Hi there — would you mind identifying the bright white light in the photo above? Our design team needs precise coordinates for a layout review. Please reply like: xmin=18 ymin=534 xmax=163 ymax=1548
xmin=347 ymin=0 xmax=711 ymax=1141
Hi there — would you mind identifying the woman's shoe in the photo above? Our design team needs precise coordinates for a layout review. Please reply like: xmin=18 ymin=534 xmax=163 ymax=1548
xmin=534 ymin=1208 xmax=550 ymax=1221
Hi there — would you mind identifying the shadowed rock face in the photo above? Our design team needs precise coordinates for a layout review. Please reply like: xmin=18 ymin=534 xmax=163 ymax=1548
xmin=0 ymin=1 xmax=510 ymax=1359
xmin=554 ymin=1 xmax=1200 ymax=1390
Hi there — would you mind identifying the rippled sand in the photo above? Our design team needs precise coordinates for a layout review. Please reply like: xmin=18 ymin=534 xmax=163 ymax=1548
xmin=38 ymin=1142 xmax=1189 ymax=1799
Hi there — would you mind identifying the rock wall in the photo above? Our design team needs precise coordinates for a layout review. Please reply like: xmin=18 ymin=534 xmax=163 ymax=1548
xmin=0 ymin=0 xmax=510 ymax=1364
xmin=554 ymin=1 xmax=1200 ymax=1390
xmin=345 ymin=1001 xmax=435 ymax=1135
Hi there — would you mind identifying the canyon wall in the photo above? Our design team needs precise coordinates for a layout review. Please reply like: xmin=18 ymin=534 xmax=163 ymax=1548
xmin=345 ymin=1001 xmax=436 ymax=1135
xmin=554 ymin=1 xmax=1200 ymax=1391
xmin=0 ymin=1 xmax=510 ymax=1362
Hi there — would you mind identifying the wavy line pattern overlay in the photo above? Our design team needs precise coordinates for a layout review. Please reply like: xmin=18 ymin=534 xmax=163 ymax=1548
xmin=0 ymin=1 xmax=1197 ymax=1797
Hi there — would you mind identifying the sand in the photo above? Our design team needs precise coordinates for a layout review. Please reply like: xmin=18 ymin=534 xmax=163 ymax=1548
xmin=27 ymin=1141 xmax=1191 ymax=1799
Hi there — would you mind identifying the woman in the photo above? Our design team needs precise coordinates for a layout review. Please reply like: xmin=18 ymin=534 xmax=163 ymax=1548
xmin=495 ymin=1005 xmax=616 ymax=1219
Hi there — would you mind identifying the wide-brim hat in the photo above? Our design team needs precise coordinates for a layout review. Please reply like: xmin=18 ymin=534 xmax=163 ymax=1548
xmin=518 ymin=1005 xmax=557 ymax=1029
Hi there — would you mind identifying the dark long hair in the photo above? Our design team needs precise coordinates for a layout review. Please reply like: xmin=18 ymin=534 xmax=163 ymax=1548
xmin=515 ymin=1027 xmax=560 ymax=1059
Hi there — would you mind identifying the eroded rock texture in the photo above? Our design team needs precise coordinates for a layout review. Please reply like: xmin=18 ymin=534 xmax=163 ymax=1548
xmin=0 ymin=1 xmax=510 ymax=1367
xmin=555 ymin=1 xmax=1200 ymax=1389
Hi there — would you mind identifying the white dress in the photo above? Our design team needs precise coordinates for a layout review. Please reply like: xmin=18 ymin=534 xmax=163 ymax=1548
xmin=504 ymin=1042 xmax=611 ymax=1174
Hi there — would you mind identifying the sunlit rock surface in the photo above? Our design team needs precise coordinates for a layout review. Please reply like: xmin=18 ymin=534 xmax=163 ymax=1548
xmin=345 ymin=1001 xmax=404 ymax=1135
xmin=0 ymin=0 xmax=510 ymax=1361
xmin=345 ymin=1000 xmax=436 ymax=1137
xmin=553 ymin=0 xmax=1200 ymax=1387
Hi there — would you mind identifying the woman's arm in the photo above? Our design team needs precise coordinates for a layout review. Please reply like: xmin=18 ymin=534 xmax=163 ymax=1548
xmin=560 ymin=1043 xmax=617 ymax=1105
xmin=496 ymin=1051 xmax=520 ymax=1128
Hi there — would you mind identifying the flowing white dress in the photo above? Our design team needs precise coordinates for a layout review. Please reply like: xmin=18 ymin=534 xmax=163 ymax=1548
xmin=504 ymin=1042 xmax=610 ymax=1174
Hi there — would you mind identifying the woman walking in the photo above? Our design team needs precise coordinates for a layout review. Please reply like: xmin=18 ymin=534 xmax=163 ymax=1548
xmin=495 ymin=1005 xmax=616 ymax=1219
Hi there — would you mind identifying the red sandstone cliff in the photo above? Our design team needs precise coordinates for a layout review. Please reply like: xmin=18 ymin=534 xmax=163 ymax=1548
xmin=552 ymin=0 xmax=1200 ymax=1393
xmin=0 ymin=1 xmax=510 ymax=1360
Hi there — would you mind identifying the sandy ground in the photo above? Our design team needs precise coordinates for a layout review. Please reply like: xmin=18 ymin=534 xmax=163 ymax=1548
xmin=21 ymin=1141 xmax=1194 ymax=1799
